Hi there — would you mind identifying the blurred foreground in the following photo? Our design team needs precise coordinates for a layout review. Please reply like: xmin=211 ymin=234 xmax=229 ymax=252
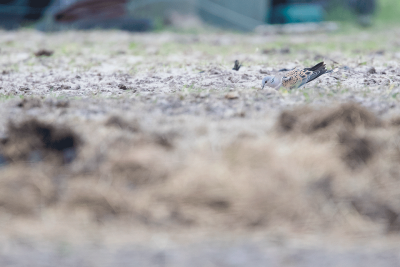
xmin=1 ymin=28 xmax=400 ymax=265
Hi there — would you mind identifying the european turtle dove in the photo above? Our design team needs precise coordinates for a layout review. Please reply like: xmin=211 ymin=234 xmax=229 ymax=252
xmin=261 ymin=62 xmax=329 ymax=90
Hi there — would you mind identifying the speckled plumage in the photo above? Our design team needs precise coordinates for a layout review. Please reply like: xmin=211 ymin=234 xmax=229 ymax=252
xmin=282 ymin=62 xmax=327 ymax=89
xmin=282 ymin=69 xmax=314 ymax=88
xmin=262 ymin=62 xmax=329 ymax=90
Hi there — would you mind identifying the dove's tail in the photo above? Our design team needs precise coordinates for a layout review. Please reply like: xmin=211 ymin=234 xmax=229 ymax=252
xmin=306 ymin=62 xmax=325 ymax=72
xmin=305 ymin=62 xmax=328 ymax=84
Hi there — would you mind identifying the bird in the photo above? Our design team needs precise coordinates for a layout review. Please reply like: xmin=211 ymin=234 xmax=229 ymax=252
xmin=261 ymin=62 xmax=330 ymax=90
xmin=232 ymin=60 xmax=242 ymax=71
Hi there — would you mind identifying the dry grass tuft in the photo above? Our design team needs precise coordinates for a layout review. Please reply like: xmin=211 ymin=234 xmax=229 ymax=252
xmin=277 ymin=102 xmax=382 ymax=168
xmin=0 ymin=166 xmax=56 ymax=216
xmin=1 ymin=103 xmax=400 ymax=236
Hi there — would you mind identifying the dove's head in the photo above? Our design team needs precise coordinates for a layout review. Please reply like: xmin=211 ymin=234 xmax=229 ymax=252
xmin=261 ymin=75 xmax=281 ymax=89
xmin=261 ymin=76 xmax=273 ymax=89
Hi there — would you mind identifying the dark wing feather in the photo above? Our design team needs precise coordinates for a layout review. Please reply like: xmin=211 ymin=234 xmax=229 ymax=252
xmin=305 ymin=62 xmax=327 ymax=84
xmin=283 ymin=62 xmax=329 ymax=89
xmin=304 ymin=62 xmax=325 ymax=72
xmin=295 ymin=62 xmax=328 ymax=88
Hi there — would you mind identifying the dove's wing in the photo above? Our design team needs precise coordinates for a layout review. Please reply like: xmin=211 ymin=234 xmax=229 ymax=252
xmin=282 ymin=62 xmax=327 ymax=89
xmin=282 ymin=69 xmax=311 ymax=89
xmin=283 ymin=62 xmax=324 ymax=77
xmin=284 ymin=68 xmax=300 ymax=77
xmin=298 ymin=62 xmax=328 ymax=87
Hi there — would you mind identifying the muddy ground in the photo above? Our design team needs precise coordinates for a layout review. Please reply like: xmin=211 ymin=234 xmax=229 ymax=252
xmin=2 ymin=27 xmax=400 ymax=266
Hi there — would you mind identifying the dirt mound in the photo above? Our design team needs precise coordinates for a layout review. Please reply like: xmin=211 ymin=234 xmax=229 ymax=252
xmin=0 ymin=167 xmax=56 ymax=216
xmin=0 ymin=119 xmax=80 ymax=164
xmin=131 ymin=103 xmax=400 ymax=232
xmin=105 ymin=115 xmax=140 ymax=132
xmin=155 ymin=140 xmax=344 ymax=229
xmin=278 ymin=102 xmax=381 ymax=134
xmin=2 ymin=103 xmax=400 ymax=236
xmin=271 ymin=103 xmax=400 ymax=232
xmin=277 ymin=103 xmax=382 ymax=169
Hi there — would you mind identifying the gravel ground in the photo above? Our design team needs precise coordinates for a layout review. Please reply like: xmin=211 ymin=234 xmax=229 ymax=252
xmin=2 ymin=238 xmax=400 ymax=267
xmin=1 ymin=27 xmax=400 ymax=266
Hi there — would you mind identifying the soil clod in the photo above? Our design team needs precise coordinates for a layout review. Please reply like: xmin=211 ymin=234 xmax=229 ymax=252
xmin=34 ymin=49 xmax=54 ymax=57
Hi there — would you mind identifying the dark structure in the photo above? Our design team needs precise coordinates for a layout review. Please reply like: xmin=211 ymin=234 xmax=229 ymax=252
xmin=348 ymin=0 xmax=376 ymax=15
xmin=0 ymin=0 xmax=52 ymax=28
xmin=0 ymin=0 xmax=152 ymax=31
xmin=24 ymin=0 xmax=52 ymax=20
xmin=0 ymin=0 xmax=378 ymax=31
xmin=53 ymin=0 xmax=152 ymax=31
xmin=348 ymin=0 xmax=376 ymax=26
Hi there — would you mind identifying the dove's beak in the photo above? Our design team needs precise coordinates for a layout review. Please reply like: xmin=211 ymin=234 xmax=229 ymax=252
xmin=262 ymin=84 xmax=265 ymax=89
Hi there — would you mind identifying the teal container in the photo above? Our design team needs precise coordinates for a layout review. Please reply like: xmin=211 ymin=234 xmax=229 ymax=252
xmin=275 ymin=4 xmax=324 ymax=24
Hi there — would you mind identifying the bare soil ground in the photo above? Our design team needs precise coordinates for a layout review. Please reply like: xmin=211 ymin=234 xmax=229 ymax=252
xmin=2 ymin=28 xmax=400 ymax=266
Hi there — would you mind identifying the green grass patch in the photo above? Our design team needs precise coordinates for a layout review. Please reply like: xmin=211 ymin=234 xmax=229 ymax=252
xmin=0 ymin=94 xmax=17 ymax=101
xmin=376 ymin=0 xmax=400 ymax=24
